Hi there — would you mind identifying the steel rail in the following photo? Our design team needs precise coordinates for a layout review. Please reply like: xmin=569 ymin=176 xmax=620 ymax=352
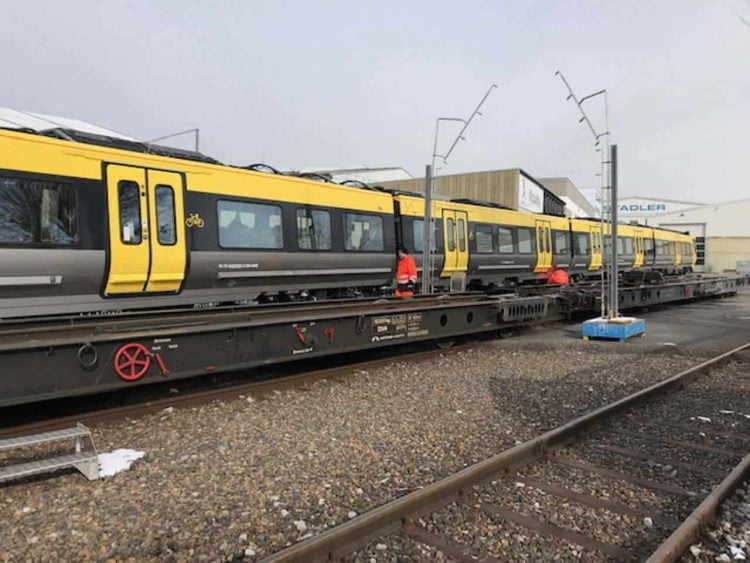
xmin=262 ymin=341 xmax=750 ymax=562
xmin=646 ymin=451 xmax=750 ymax=562
xmin=0 ymin=343 xmax=475 ymax=440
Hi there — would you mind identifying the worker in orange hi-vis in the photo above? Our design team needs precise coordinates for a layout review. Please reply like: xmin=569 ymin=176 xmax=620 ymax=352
xmin=395 ymin=246 xmax=418 ymax=297
xmin=547 ymin=266 xmax=570 ymax=285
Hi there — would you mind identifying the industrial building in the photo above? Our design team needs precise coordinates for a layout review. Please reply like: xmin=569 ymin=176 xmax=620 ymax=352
xmin=378 ymin=168 xmax=567 ymax=217
xmin=538 ymin=177 xmax=598 ymax=218
xmin=612 ymin=196 xmax=750 ymax=274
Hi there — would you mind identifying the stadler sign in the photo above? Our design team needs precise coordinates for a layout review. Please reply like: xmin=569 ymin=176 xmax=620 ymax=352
xmin=604 ymin=202 xmax=668 ymax=214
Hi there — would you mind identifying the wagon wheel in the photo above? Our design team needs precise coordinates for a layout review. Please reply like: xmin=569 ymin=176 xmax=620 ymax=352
xmin=434 ymin=338 xmax=455 ymax=350
xmin=114 ymin=343 xmax=152 ymax=381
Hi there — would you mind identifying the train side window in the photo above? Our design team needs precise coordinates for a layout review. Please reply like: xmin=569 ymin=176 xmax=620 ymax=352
xmin=655 ymin=240 xmax=664 ymax=255
xmin=118 ymin=181 xmax=142 ymax=245
xmin=577 ymin=233 xmax=589 ymax=255
xmin=155 ymin=185 xmax=176 ymax=246
xmin=644 ymin=238 xmax=654 ymax=256
xmin=0 ymin=175 xmax=79 ymax=245
xmin=517 ymin=228 xmax=532 ymax=254
xmin=457 ymin=218 xmax=466 ymax=252
xmin=497 ymin=227 xmax=513 ymax=254
xmin=296 ymin=208 xmax=331 ymax=251
xmin=536 ymin=227 xmax=546 ymax=254
xmin=446 ymin=218 xmax=456 ymax=251
xmin=624 ymin=237 xmax=634 ymax=255
xmin=344 ymin=213 xmax=383 ymax=251
xmin=475 ymin=224 xmax=493 ymax=254
xmin=553 ymin=231 xmax=569 ymax=254
xmin=616 ymin=236 xmax=625 ymax=256
xmin=412 ymin=219 xmax=424 ymax=252
xmin=218 ymin=200 xmax=283 ymax=249
xmin=412 ymin=219 xmax=436 ymax=253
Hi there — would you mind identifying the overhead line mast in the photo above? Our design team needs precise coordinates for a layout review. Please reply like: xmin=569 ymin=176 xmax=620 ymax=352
xmin=554 ymin=71 xmax=616 ymax=317
xmin=421 ymin=84 xmax=498 ymax=295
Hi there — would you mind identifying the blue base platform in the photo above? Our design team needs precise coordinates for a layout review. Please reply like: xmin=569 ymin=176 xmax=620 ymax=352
xmin=582 ymin=317 xmax=646 ymax=342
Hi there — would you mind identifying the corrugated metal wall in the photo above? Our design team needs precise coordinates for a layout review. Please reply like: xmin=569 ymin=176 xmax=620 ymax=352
xmin=378 ymin=169 xmax=521 ymax=209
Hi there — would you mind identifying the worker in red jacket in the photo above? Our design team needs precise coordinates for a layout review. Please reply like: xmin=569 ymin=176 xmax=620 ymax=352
xmin=547 ymin=266 xmax=570 ymax=285
xmin=395 ymin=246 xmax=418 ymax=297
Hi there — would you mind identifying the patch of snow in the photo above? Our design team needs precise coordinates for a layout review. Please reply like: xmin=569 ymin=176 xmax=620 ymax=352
xmin=695 ymin=416 xmax=712 ymax=423
xmin=98 ymin=449 xmax=145 ymax=478
xmin=720 ymin=410 xmax=735 ymax=415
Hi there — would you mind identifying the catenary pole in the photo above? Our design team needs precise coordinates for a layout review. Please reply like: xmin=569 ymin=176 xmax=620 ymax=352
xmin=421 ymin=164 xmax=434 ymax=295
xmin=421 ymin=84 xmax=497 ymax=295
xmin=554 ymin=71 xmax=610 ymax=317
xmin=609 ymin=144 xmax=619 ymax=318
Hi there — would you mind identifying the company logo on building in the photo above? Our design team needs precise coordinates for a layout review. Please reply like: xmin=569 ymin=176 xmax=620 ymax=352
xmin=518 ymin=177 xmax=543 ymax=213
xmin=604 ymin=203 xmax=667 ymax=213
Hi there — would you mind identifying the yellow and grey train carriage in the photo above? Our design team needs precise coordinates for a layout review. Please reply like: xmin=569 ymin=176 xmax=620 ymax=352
xmin=0 ymin=125 xmax=697 ymax=321
xmin=0 ymin=128 xmax=398 ymax=320
xmin=394 ymin=193 xmax=588 ymax=289
xmin=569 ymin=218 xmax=696 ymax=276
xmin=393 ymin=193 xmax=695 ymax=291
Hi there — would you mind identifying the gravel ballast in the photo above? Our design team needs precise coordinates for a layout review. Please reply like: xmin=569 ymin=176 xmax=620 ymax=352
xmin=0 ymin=342 xmax=730 ymax=561
xmin=682 ymin=482 xmax=750 ymax=562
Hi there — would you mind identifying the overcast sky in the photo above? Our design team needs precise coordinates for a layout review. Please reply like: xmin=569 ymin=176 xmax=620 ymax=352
xmin=2 ymin=0 xmax=748 ymax=202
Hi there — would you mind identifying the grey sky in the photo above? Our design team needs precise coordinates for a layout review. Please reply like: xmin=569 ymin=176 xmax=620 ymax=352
xmin=2 ymin=0 xmax=748 ymax=202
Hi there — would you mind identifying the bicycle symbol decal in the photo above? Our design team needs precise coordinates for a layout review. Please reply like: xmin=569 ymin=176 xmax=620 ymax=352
xmin=185 ymin=213 xmax=205 ymax=228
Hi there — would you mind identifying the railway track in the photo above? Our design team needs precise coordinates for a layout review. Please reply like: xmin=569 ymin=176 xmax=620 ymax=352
xmin=0 ymin=341 xmax=479 ymax=440
xmin=262 ymin=342 xmax=750 ymax=562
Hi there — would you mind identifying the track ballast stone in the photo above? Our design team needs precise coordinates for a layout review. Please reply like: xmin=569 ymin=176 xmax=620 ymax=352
xmin=0 ymin=343 xmax=709 ymax=561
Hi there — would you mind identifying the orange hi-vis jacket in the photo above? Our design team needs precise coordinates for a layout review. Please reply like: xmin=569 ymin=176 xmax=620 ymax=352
xmin=547 ymin=268 xmax=570 ymax=285
xmin=396 ymin=254 xmax=418 ymax=286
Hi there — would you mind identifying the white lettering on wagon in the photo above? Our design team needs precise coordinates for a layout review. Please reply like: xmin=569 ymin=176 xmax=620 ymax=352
xmin=219 ymin=263 xmax=259 ymax=269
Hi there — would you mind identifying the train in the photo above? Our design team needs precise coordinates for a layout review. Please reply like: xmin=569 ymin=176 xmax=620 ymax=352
xmin=0 ymin=126 xmax=696 ymax=321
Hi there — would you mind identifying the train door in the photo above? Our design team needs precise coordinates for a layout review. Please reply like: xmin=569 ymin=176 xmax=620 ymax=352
xmin=104 ymin=164 xmax=187 ymax=295
xmin=533 ymin=219 xmax=552 ymax=273
xmin=589 ymin=226 xmax=602 ymax=270
xmin=439 ymin=209 xmax=469 ymax=277
xmin=633 ymin=231 xmax=644 ymax=268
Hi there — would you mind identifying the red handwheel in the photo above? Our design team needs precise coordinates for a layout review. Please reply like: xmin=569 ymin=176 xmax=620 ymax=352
xmin=114 ymin=343 xmax=152 ymax=381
